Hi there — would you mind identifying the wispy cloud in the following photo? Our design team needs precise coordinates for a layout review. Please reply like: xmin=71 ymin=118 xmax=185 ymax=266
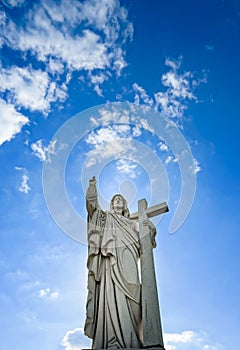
xmin=84 ymin=93 xmax=201 ymax=181
xmin=90 ymin=106 xmax=131 ymax=126
xmin=19 ymin=174 xmax=31 ymax=194
xmin=205 ymin=44 xmax=214 ymax=51
xmin=116 ymin=159 xmax=138 ymax=178
xmin=87 ymin=71 xmax=109 ymax=96
xmin=15 ymin=166 xmax=31 ymax=194
xmin=190 ymin=158 xmax=201 ymax=175
xmin=131 ymin=57 xmax=206 ymax=123
xmin=86 ymin=106 xmax=154 ymax=170
xmin=31 ymin=139 xmax=57 ymax=162
xmin=38 ymin=287 xmax=59 ymax=300
xmin=84 ymin=124 xmax=138 ymax=177
xmin=5 ymin=268 xmax=29 ymax=281
xmin=133 ymin=82 xmax=154 ymax=106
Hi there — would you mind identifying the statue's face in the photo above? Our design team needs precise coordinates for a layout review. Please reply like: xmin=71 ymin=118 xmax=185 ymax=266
xmin=112 ymin=195 xmax=124 ymax=212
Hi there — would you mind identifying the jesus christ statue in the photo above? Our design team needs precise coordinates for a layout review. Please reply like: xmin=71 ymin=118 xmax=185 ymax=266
xmin=84 ymin=176 xmax=156 ymax=349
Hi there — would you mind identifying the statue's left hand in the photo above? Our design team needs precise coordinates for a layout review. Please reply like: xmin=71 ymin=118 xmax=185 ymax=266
xmin=142 ymin=219 xmax=155 ymax=231
xmin=142 ymin=219 xmax=157 ymax=248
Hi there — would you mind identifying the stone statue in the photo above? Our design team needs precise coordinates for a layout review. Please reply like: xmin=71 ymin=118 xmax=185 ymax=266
xmin=84 ymin=176 xmax=168 ymax=349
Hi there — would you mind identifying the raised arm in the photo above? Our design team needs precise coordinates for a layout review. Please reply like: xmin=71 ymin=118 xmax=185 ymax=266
xmin=86 ymin=176 xmax=99 ymax=219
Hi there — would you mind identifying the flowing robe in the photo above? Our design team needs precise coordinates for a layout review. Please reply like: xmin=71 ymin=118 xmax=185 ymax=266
xmin=84 ymin=196 xmax=143 ymax=349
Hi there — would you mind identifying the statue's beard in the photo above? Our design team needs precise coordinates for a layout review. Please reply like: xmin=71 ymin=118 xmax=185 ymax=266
xmin=113 ymin=206 xmax=123 ymax=214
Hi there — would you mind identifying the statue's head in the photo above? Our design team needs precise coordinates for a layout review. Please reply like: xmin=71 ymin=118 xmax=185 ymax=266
xmin=110 ymin=194 xmax=130 ymax=218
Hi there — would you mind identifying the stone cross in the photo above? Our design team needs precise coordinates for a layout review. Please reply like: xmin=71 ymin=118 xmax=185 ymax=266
xmin=130 ymin=199 xmax=169 ymax=349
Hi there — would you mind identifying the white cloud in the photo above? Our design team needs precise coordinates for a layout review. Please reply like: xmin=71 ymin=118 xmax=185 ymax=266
xmin=84 ymin=107 xmax=157 ymax=179
xmin=133 ymin=82 xmax=154 ymax=106
xmin=86 ymin=127 xmax=119 ymax=146
xmin=0 ymin=0 xmax=133 ymax=146
xmin=116 ymin=159 xmax=138 ymax=178
xmin=31 ymin=139 xmax=57 ymax=162
xmin=88 ymin=71 xmax=110 ymax=96
xmin=19 ymin=174 xmax=31 ymax=194
xmin=94 ymin=106 xmax=131 ymax=126
xmin=165 ymin=57 xmax=182 ymax=70
xmin=130 ymin=58 xmax=205 ymax=124
xmin=1 ymin=0 xmax=132 ymax=77
xmin=38 ymin=287 xmax=59 ymax=300
xmin=85 ymin=125 xmax=136 ymax=170
xmin=61 ymin=327 xmax=91 ymax=350
xmin=159 ymin=141 xmax=169 ymax=151
xmin=0 ymin=66 xmax=67 ymax=115
xmin=47 ymin=57 xmax=65 ymax=75
xmin=139 ymin=118 xmax=154 ymax=133
xmin=86 ymin=138 xmax=135 ymax=168
xmin=15 ymin=166 xmax=31 ymax=193
xmin=190 ymin=158 xmax=201 ymax=175
xmin=164 ymin=330 xmax=224 ymax=350
xmin=86 ymin=125 xmax=132 ymax=148
xmin=165 ymin=155 xmax=173 ymax=164
xmin=161 ymin=59 xmax=204 ymax=117
xmin=161 ymin=70 xmax=195 ymax=99
xmin=132 ymin=125 xmax=142 ymax=137
xmin=89 ymin=105 xmax=153 ymax=136
xmin=154 ymin=59 xmax=197 ymax=120
xmin=165 ymin=330 xmax=195 ymax=346
xmin=0 ymin=98 xmax=29 ymax=145
xmin=15 ymin=166 xmax=23 ymax=171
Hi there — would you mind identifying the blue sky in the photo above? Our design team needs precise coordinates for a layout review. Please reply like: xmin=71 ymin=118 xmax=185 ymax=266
xmin=0 ymin=0 xmax=240 ymax=349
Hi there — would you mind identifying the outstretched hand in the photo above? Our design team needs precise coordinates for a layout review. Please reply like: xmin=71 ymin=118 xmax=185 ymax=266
xmin=89 ymin=176 xmax=96 ymax=185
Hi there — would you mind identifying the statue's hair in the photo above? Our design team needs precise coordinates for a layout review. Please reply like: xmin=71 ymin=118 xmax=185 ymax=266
xmin=110 ymin=194 xmax=130 ymax=218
